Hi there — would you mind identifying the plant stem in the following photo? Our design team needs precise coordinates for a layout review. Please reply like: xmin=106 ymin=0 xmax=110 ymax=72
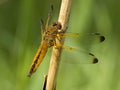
xmin=45 ymin=0 xmax=72 ymax=90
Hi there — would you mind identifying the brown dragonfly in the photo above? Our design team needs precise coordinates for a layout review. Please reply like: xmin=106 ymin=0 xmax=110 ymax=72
xmin=27 ymin=6 xmax=105 ymax=77
xmin=27 ymin=6 xmax=63 ymax=77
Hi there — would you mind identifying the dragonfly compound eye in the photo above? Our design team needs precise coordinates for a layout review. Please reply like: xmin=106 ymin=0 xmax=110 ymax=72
xmin=52 ymin=22 xmax=62 ymax=30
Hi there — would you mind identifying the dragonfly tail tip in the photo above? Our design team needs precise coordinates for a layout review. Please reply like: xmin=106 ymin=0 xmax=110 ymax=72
xmin=27 ymin=74 xmax=31 ymax=77
xmin=27 ymin=71 xmax=32 ymax=77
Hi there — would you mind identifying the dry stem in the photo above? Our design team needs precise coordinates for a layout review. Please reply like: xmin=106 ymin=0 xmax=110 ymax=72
xmin=45 ymin=0 xmax=72 ymax=90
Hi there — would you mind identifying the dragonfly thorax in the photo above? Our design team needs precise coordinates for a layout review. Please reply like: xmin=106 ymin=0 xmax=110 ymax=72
xmin=43 ymin=22 xmax=62 ymax=48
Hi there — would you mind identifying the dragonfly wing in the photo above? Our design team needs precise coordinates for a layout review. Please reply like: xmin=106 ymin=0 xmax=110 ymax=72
xmin=45 ymin=5 xmax=53 ymax=30
xmin=58 ymin=32 xmax=105 ymax=64
xmin=28 ymin=41 xmax=48 ymax=77
xmin=61 ymin=45 xmax=98 ymax=64
xmin=63 ymin=32 xmax=105 ymax=50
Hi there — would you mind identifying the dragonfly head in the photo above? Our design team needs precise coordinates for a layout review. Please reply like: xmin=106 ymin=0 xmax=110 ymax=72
xmin=52 ymin=22 xmax=62 ymax=30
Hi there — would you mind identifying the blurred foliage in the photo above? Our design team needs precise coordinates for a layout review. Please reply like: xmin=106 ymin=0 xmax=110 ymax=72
xmin=0 ymin=0 xmax=120 ymax=90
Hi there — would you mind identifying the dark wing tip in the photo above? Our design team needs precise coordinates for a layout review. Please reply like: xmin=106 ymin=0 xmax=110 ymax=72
xmin=100 ymin=36 xmax=105 ymax=42
xmin=92 ymin=58 xmax=98 ymax=64
xmin=89 ymin=53 xmax=98 ymax=64
xmin=89 ymin=52 xmax=94 ymax=56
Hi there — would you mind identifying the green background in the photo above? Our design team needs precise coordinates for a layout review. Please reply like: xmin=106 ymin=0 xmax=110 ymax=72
xmin=0 ymin=0 xmax=120 ymax=90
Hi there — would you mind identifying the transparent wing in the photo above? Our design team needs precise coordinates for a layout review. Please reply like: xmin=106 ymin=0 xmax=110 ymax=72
xmin=40 ymin=5 xmax=53 ymax=34
xmin=61 ymin=45 xmax=98 ymax=64
xmin=60 ymin=32 xmax=105 ymax=64
xmin=62 ymin=32 xmax=105 ymax=49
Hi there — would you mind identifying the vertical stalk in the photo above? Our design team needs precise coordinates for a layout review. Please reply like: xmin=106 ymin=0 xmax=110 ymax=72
xmin=45 ymin=0 xmax=72 ymax=90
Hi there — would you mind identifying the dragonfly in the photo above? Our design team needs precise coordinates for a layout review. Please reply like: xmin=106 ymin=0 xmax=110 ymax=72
xmin=27 ymin=5 xmax=105 ymax=77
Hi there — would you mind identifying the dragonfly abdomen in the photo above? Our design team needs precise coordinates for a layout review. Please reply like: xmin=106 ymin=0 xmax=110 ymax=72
xmin=28 ymin=42 xmax=48 ymax=77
